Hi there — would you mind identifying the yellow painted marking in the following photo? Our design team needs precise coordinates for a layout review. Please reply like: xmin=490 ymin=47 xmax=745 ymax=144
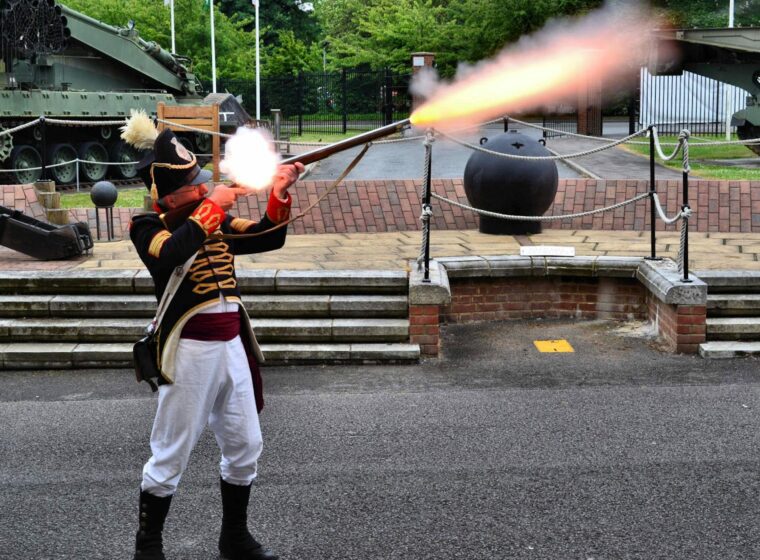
xmin=534 ymin=339 xmax=574 ymax=353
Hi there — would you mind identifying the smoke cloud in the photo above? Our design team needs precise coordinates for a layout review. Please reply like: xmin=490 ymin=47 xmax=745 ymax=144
xmin=410 ymin=2 xmax=658 ymax=130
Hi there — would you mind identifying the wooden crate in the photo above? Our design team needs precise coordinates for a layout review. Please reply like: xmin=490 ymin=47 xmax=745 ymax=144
xmin=157 ymin=103 xmax=221 ymax=182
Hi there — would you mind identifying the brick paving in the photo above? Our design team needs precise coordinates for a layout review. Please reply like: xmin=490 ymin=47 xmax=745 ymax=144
xmin=1 ymin=172 xmax=758 ymax=273
xmin=6 ymin=178 xmax=758 ymax=241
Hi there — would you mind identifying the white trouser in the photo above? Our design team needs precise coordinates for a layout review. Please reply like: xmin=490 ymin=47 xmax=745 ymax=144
xmin=141 ymin=335 xmax=263 ymax=497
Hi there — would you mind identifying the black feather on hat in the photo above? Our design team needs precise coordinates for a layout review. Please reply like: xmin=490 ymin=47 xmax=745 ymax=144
xmin=120 ymin=110 xmax=212 ymax=202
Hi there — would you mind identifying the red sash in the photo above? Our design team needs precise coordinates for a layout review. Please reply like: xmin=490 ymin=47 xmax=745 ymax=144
xmin=180 ymin=311 xmax=264 ymax=412
xmin=181 ymin=312 xmax=240 ymax=341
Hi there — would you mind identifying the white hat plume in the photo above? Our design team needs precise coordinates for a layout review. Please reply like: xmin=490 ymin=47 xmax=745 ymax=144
xmin=120 ymin=109 xmax=159 ymax=150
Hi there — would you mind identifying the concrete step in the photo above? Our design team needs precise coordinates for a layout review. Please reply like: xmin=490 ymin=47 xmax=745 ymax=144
xmin=0 ymin=318 xmax=410 ymax=343
xmin=0 ymin=294 xmax=408 ymax=319
xmin=707 ymin=294 xmax=760 ymax=317
xmin=0 ymin=270 xmax=408 ymax=295
xmin=699 ymin=341 xmax=760 ymax=359
xmin=0 ymin=342 xmax=420 ymax=369
xmin=705 ymin=317 xmax=760 ymax=340
xmin=696 ymin=270 xmax=760 ymax=294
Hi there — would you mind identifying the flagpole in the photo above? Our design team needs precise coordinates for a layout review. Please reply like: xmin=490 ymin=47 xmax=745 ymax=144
xmin=210 ymin=0 xmax=217 ymax=93
xmin=255 ymin=0 xmax=260 ymax=121
xmin=170 ymin=0 xmax=176 ymax=54
xmin=725 ymin=0 xmax=735 ymax=140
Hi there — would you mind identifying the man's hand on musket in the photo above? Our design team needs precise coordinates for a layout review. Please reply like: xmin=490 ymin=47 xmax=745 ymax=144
xmin=208 ymin=184 xmax=249 ymax=212
xmin=272 ymin=162 xmax=305 ymax=201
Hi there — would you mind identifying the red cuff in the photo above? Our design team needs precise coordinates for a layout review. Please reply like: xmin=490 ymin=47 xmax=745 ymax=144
xmin=266 ymin=191 xmax=292 ymax=224
xmin=188 ymin=198 xmax=225 ymax=235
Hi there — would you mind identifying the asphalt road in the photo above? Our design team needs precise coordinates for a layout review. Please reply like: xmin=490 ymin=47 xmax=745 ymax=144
xmin=305 ymin=123 xmax=584 ymax=181
xmin=2 ymin=319 xmax=760 ymax=559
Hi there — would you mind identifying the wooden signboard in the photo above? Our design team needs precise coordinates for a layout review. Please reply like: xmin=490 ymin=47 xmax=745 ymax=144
xmin=157 ymin=102 xmax=221 ymax=182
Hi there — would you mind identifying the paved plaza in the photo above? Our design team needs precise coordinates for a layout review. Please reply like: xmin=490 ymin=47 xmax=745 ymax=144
xmin=1 ymin=229 xmax=758 ymax=273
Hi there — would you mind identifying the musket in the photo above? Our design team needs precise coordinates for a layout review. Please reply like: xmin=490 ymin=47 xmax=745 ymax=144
xmin=280 ymin=118 xmax=412 ymax=166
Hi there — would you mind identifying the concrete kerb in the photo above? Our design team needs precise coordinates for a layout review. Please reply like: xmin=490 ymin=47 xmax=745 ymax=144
xmin=637 ymin=260 xmax=707 ymax=305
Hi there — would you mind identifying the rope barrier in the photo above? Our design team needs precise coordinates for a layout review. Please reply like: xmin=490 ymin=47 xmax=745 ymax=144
xmin=0 ymin=118 xmax=43 ymax=137
xmin=505 ymin=116 xmax=623 ymax=143
xmin=430 ymin=191 xmax=650 ymax=221
xmin=651 ymin=191 xmax=691 ymax=224
xmin=648 ymin=127 xmax=686 ymax=162
xmin=0 ymin=157 xmax=140 ymax=173
xmin=45 ymin=118 xmax=128 ymax=127
xmin=436 ymin=128 xmax=648 ymax=161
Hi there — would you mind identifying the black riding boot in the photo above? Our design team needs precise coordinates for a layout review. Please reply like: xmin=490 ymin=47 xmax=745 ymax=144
xmin=133 ymin=490 xmax=172 ymax=560
xmin=219 ymin=478 xmax=278 ymax=560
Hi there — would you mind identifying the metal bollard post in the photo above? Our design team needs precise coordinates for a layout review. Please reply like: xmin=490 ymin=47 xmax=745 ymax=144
xmin=271 ymin=109 xmax=281 ymax=141
xmin=503 ymin=117 xmax=509 ymax=133
xmin=681 ymin=148 xmax=691 ymax=283
xmin=40 ymin=116 xmax=47 ymax=181
xmin=645 ymin=127 xmax=660 ymax=261
xmin=422 ymin=132 xmax=433 ymax=283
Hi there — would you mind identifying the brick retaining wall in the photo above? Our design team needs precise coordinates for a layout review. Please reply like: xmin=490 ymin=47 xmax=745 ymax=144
xmin=441 ymin=277 xmax=647 ymax=324
xmin=409 ymin=257 xmax=708 ymax=358
xmin=646 ymin=296 xmax=707 ymax=354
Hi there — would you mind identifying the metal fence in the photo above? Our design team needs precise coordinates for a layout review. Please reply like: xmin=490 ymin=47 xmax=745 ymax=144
xmin=217 ymin=68 xmax=413 ymax=136
xmin=639 ymin=68 xmax=749 ymax=135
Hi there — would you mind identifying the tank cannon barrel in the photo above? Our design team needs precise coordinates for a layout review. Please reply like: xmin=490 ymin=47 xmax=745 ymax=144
xmin=281 ymin=119 xmax=411 ymax=166
xmin=139 ymin=39 xmax=182 ymax=74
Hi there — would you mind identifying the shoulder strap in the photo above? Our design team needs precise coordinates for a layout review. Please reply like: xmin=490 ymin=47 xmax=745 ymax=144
xmin=150 ymin=252 xmax=197 ymax=332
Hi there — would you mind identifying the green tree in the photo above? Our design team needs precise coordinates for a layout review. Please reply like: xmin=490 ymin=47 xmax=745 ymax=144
xmin=650 ymin=0 xmax=760 ymax=28
xmin=314 ymin=0 xmax=604 ymax=76
xmin=61 ymin=0 xmax=255 ymax=80
xmin=264 ymin=29 xmax=323 ymax=75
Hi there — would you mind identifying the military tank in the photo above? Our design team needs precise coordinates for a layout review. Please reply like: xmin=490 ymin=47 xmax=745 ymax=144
xmin=0 ymin=0 xmax=252 ymax=185
xmin=649 ymin=27 xmax=760 ymax=156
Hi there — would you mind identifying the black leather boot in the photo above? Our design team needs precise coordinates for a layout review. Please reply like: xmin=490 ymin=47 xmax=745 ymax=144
xmin=133 ymin=490 xmax=172 ymax=560
xmin=219 ymin=478 xmax=278 ymax=560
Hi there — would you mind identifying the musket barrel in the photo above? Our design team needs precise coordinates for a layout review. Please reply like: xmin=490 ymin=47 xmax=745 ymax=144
xmin=281 ymin=118 xmax=411 ymax=166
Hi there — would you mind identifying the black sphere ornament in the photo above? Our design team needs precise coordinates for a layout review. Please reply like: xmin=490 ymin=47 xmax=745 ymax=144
xmin=463 ymin=131 xmax=558 ymax=234
xmin=90 ymin=180 xmax=118 ymax=207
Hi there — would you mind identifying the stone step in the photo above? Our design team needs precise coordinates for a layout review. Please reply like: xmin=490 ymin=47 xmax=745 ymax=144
xmin=696 ymin=270 xmax=760 ymax=293
xmin=0 ymin=342 xmax=420 ymax=369
xmin=705 ymin=317 xmax=760 ymax=340
xmin=707 ymin=294 xmax=760 ymax=317
xmin=0 ymin=294 xmax=408 ymax=319
xmin=0 ymin=318 xmax=410 ymax=343
xmin=699 ymin=341 xmax=760 ymax=359
xmin=0 ymin=270 xmax=408 ymax=295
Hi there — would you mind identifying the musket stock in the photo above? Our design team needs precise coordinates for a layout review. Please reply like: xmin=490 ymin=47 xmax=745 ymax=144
xmin=280 ymin=118 xmax=411 ymax=166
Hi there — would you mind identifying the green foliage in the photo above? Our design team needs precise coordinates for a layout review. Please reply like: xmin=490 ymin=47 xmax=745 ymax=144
xmin=650 ymin=0 xmax=760 ymax=28
xmin=265 ymin=29 xmax=323 ymax=75
xmin=59 ymin=0 xmax=321 ymax=81
xmin=314 ymin=0 xmax=604 ymax=76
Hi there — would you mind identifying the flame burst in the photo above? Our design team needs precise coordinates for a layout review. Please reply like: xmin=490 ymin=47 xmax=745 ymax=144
xmin=410 ymin=7 xmax=652 ymax=131
xmin=220 ymin=126 xmax=281 ymax=191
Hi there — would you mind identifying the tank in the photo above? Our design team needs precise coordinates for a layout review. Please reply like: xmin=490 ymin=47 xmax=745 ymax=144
xmin=0 ymin=0 xmax=253 ymax=185
xmin=649 ymin=27 xmax=760 ymax=155
xmin=463 ymin=131 xmax=558 ymax=235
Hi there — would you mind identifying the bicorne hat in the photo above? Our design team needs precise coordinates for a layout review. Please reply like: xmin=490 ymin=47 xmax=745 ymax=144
xmin=120 ymin=110 xmax=212 ymax=202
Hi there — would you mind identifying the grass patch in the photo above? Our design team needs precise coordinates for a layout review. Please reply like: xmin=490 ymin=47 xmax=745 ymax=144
xmin=619 ymin=134 xmax=759 ymax=180
xmin=60 ymin=188 xmax=146 ymax=209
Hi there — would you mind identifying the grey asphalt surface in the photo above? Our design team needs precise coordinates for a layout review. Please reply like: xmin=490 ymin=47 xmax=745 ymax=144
xmin=304 ymin=121 xmax=684 ymax=182
xmin=306 ymin=123 xmax=584 ymax=181
xmin=2 ymin=319 xmax=760 ymax=559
